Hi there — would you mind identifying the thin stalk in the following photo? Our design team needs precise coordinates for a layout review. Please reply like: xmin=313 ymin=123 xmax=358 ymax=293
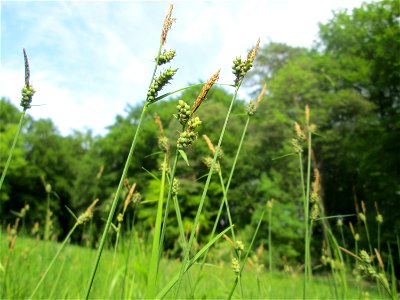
xmin=85 ymin=39 xmax=164 ymax=299
xmin=85 ymin=103 xmax=149 ymax=299
xmin=377 ymin=222 xmax=381 ymax=253
xmin=121 ymin=204 xmax=139 ymax=299
xmin=305 ymin=130 xmax=312 ymax=279
xmin=218 ymin=169 xmax=236 ymax=241
xmin=48 ymin=258 xmax=66 ymax=299
xmin=228 ymin=208 xmax=265 ymax=300
xmin=298 ymin=153 xmax=308 ymax=299
xmin=155 ymin=226 xmax=233 ymax=299
xmin=158 ymin=151 xmax=179 ymax=262
xmin=268 ymin=206 xmax=273 ymax=274
xmin=29 ymin=222 xmax=78 ymax=299
xmin=174 ymin=84 xmax=241 ymax=298
xmin=363 ymin=220 xmax=373 ymax=260
xmin=0 ymin=110 xmax=26 ymax=191
xmin=147 ymin=155 xmax=168 ymax=298
xmin=192 ymin=117 xmax=251 ymax=297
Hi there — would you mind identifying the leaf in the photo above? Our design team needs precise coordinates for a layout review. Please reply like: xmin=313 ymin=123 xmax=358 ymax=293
xmin=178 ymin=150 xmax=189 ymax=166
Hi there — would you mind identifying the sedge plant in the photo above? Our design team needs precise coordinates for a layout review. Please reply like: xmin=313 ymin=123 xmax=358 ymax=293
xmin=173 ymin=39 xmax=260 ymax=298
xmin=84 ymin=5 xmax=178 ymax=298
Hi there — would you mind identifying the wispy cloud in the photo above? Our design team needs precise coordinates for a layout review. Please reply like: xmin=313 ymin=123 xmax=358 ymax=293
xmin=1 ymin=1 xmax=365 ymax=135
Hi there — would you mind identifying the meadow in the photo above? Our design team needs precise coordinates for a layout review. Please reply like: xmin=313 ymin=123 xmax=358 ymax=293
xmin=1 ymin=2 xmax=399 ymax=299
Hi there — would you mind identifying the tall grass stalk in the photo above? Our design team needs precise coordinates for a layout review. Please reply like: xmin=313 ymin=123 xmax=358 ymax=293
xmin=85 ymin=5 xmax=176 ymax=297
xmin=0 ymin=111 xmax=26 ymax=191
xmin=147 ymin=156 xmax=168 ymax=297
xmin=173 ymin=84 xmax=241 ymax=298
xmin=173 ymin=40 xmax=260 ymax=297
xmin=267 ymin=199 xmax=274 ymax=274
xmin=0 ymin=49 xmax=34 ymax=191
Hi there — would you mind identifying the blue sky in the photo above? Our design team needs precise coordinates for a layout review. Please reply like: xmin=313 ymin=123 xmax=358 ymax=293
xmin=1 ymin=0 xmax=366 ymax=136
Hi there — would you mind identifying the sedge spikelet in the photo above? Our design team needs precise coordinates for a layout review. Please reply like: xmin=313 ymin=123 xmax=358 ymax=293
xmin=161 ymin=4 xmax=176 ymax=45
xmin=191 ymin=69 xmax=220 ymax=115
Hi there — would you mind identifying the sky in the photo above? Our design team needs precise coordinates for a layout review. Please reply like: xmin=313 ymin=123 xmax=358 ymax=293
xmin=1 ymin=0 xmax=367 ymax=136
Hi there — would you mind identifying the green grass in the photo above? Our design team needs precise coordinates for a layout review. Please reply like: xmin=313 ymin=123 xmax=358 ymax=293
xmin=0 ymin=235 xmax=381 ymax=299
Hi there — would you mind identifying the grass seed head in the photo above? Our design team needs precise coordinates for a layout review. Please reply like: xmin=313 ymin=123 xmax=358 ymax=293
xmin=161 ymin=4 xmax=176 ymax=46
xmin=77 ymin=198 xmax=99 ymax=224
xmin=191 ymin=69 xmax=220 ymax=115
xmin=231 ymin=257 xmax=240 ymax=274
xmin=176 ymin=100 xmax=191 ymax=125
xmin=157 ymin=49 xmax=176 ymax=65
xmin=305 ymin=105 xmax=310 ymax=126
xmin=147 ymin=68 xmax=178 ymax=103
xmin=21 ymin=48 xmax=35 ymax=110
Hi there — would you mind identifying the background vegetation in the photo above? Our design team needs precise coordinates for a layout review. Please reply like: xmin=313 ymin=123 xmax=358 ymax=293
xmin=1 ymin=0 xmax=399 ymax=290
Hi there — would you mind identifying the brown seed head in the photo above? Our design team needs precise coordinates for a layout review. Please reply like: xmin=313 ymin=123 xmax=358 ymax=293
xmin=305 ymin=105 xmax=310 ymax=126
xmin=361 ymin=200 xmax=366 ymax=214
xmin=294 ymin=122 xmax=304 ymax=139
xmin=154 ymin=113 xmax=165 ymax=137
xmin=123 ymin=182 xmax=137 ymax=214
xmin=223 ymin=234 xmax=235 ymax=248
xmin=313 ymin=168 xmax=320 ymax=194
xmin=85 ymin=198 xmax=99 ymax=217
xmin=247 ymin=38 xmax=260 ymax=63
xmin=255 ymin=83 xmax=267 ymax=108
xmin=349 ymin=221 xmax=356 ymax=236
xmin=202 ymin=134 xmax=216 ymax=154
xmin=257 ymin=243 xmax=264 ymax=258
xmin=374 ymin=248 xmax=384 ymax=269
xmin=191 ymin=69 xmax=220 ymax=115
xmin=161 ymin=4 xmax=176 ymax=45
xmin=23 ymin=48 xmax=30 ymax=86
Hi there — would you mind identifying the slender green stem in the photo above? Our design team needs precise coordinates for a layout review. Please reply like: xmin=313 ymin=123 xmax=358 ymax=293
xmin=155 ymin=226 xmax=233 ymax=299
xmin=174 ymin=84 xmax=241 ymax=298
xmin=305 ymin=130 xmax=312 ymax=279
xmin=218 ymin=169 xmax=236 ymax=241
xmin=48 ymin=258 xmax=66 ymax=299
xmin=158 ymin=151 xmax=179 ymax=261
xmin=121 ymin=204 xmax=139 ymax=299
xmin=228 ymin=209 xmax=265 ymax=300
xmin=268 ymin=206 xmax=273 ymax=274
xmin=0 ymin=111 xmax=26 ymax=191
xmin=147 ymin=155 xmax=168 ymax=298
xmin=85 ymin=102 xmax=149 ymax=299
xmin=377 ymin=222 xmax=381 ymax=253
xmin=192 ymin=116 xmax=251 ymax=297
xmin=298 ymin=153 xmax=308 ymax=299
xmin=29 ymin=223 xmax=78 ymax=299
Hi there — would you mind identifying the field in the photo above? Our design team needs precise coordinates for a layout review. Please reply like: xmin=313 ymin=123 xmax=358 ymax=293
xmin=1 ymin=236 xmax=381 ymax=299
xmin=1 ymin=2 xmax=399 ymax=300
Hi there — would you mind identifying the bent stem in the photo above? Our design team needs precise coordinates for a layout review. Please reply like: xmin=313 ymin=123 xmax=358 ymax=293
xmin=0 ymin=111 xmax=26 ymax=191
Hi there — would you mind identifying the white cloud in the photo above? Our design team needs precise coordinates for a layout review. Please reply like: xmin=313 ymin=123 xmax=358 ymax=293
xmin=2 ymin=0 xmax=367 ymax=136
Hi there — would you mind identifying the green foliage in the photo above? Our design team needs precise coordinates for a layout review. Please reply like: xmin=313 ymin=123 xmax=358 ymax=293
xmin=0 ymin=0 xmax=399 ymax=273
